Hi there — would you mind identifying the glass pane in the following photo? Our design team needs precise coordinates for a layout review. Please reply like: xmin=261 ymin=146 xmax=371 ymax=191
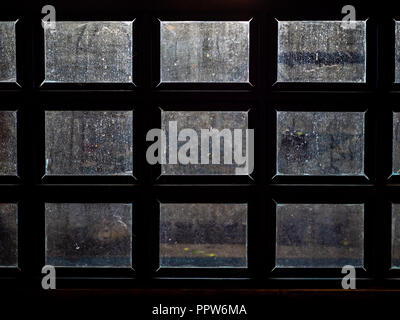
xmin=44 ymin=21 xmax=133 ymax=83
xmin=0 ymin=111 xmax=17 ymax=176
xmin=45 ymin=203 xmax=132 ymax=267
xmin=0 ymin=203 xmax=17 ymax=267
xmin=392 ymin=204 xmax=400 ymax=268
xmin=161 ymin=111 xmax=249 ymax=175
xmin=0 ymin=22 xmax=16 ymax=83
xmin=276 ymin=203 xmax=364 ymax=268
xmin=277 ymin=111 xmax=365 ymax=176
xmin=160 ymin=21 xmax=250 ymax=83
xmin=393 ymin=112 xmax=400 ymax=175
xmin=395 ymin=21 xmax=400 ymax=83
xmin=45 ymin=111 xmax=133 ymax=176
xmin=160 ymin=203 xmax=247 ymax=268
xmin=277 ymin=21 xmax=366 ymax=83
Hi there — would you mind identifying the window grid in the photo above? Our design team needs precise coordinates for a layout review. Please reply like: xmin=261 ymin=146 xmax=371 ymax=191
xmin=0 ymin=0 xmax=397 ymax=290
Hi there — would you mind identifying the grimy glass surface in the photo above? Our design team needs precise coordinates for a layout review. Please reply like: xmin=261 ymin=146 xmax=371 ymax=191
xmin=391 ymin=204 xmax=400 ymax=267
xmin=393 ymin=113 xmax=400 ymax=175
xmin=0 ymin=203 xmax=17 ymax=267
xmin=276 ymin=203 xmax=364 ymax=268
xmin=277 ymin=111 xmax=365 ymax=176
xmin=161 ymin=111 xmax=249 ymax=175
xmin=0 ymin=22 xmax=16 ymax=83
xmin=160 ymin=203 xmax=247 ymax=268
xmin=45 ymin=203 xmax=132 ymax=267
xmin=395 ymin=22 xmax=400 ymax=83
xmin=45 ymin=111 xmax=133 ymax=176
xmin=0 ymin=111 xmax=17 ymax=176
xmin=160 ymin=21 xmax=250 ymax=83
xmin=44 ymin=21 xmax=133 ymax=83
xmin=277 ymin=21 xmax=366 ymax=83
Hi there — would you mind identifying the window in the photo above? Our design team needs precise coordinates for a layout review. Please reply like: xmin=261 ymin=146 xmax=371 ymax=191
xmin=276 ymin=203 xmax=364 ymax=268
xmin=45 ymin=203 xmax=132 ymax=267
xmin=0 ymin=21 xmax=17 ymax=83
xmin=0 ymin=203 xmax=17 ymax=267
xmin=277 ymin=21 xmax=366 ymax=83
xmin=160 ymin=21 xmax=250 ymax=83
xmin=160 ymin=203 xmax=247 ymax=268
xmin=44 ymin=21 xmax=133 ymax=83
xmin=161 ymin=110 xmax=249 ymax=175
xmin=0 ymin=111 xmax=17 ymax=176
xmin=276 ymin=111 xmax=365 ymax=176
xmin=45 ymin=111 xmax=133 ymax=176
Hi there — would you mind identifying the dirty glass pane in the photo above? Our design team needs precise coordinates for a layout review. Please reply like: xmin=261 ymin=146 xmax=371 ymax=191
xmin=0 ymin=111 xmax=17 ymax=176
xmin=44 ymin=21 xmax=133 ymax=83
xmin=277 ymin=21 xmax=366 ymax=83
xmin=160 ymin=203 xmax=247 ymax=268
xmin=276 ymin=111 xmax=365 ymax=176
xmin=45 ymin=203 xmax=132 ymax=267
xmin=45 ymin=111 xmax=133 ymax=176
xmin=161 ymin=111 xmax=249 ymax=175
xmin=276 ymin=203 xmax=364 ymax=268
xmin=392 ymin=204 xmax=400 ymax=267
xmin=0 ymin=203 xmax=17 ymax=267
xmin=395 ymin=22 xmax=400 ymax=83
xmin=392 ymin=112 xmax=400 ymax=175
xmin=0 ymin=22 xmax=16 ymax=83
xmin=160 ymin=21 xmax=250 ymax=83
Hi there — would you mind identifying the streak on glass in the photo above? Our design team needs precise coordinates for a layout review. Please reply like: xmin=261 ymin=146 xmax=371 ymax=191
xmin=160 ymin=21 xmax=250 ymax=83
xmin=44 ymin=21 xmax=133 ymax=83
xmin=45 ymin=111 xmax=133 ymax=176
xmin=161 ymin=111 xmax=248 ymax=175
xmin=276 ymin=203 xmax=364 ymax=268
xmin=0 ymin=111 xmax=17 ymax=176
xmin=0 ymin=22 xmax=16 ymax=83
xmin=160 ymin=203 xmax=247 ymax=268
xmin=0 ymin=203 xmax=17 ymax=267
xmin=277 ymin=21 xmax=366 ymax=83
xmin=45 ymin=203 xmax=132 ymax=267
xmin=277 ymin=111 xmax=365 ymax=176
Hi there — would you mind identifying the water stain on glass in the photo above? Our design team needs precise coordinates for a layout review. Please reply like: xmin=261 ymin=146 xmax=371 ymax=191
xmin=161 ymin=111 xmax=249 ymax=175
xmin=0 ymin=111 xmax=17 ymax=176
xmin=44 ymin=21 xmax=133 ymax=83
xmin=45 ymin=203 xmax=132 ymax=267
xmin=277 ymin=111 xmax=365 ymax=176
xmin=160 ymin=203 xmax=247 ymax=268
xmin=45 ymin=111 xmax=133 ymax=176
xmin=0 ymin=21 xmax=16 ymax=83
xmin=0 ymin=203 xmax=17 ymax=267
xmin=276 ymin=203 xmax=364 ymax=268
xmin=277 ymin=21 xmax=366 ymax=83
xmin=160 ymin=21 xmax=250 ymax=83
